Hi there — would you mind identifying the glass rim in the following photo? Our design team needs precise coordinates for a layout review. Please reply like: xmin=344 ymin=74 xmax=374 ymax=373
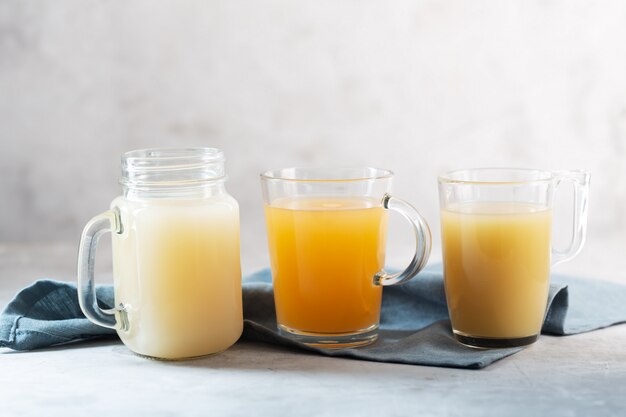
xmin=120 ymin=147 xmax=226 ymax=188
xmin=122 ymin=147 xmax=224 ymax=166
xmin=260 ymin=167 xmax=394 ymax=183
xmin=437 ymin=168 xmax=555 ymax=185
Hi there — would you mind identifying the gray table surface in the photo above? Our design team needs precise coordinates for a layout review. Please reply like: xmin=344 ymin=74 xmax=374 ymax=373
xmin=1 ymin=241 xmax=625 ymax=417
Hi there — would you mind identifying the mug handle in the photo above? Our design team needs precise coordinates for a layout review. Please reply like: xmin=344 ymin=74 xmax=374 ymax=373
xmin=374 ymin=194 xmax=432 ymax=286
xmin=551 ymin=170 xmax=591 ymax=267
xmin=77 ymin=209 xmax=128 ymax=330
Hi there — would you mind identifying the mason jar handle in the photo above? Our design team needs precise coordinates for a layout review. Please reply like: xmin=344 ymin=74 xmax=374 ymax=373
xmin=551 ymin=170 xmax=590 ymax=267
xmin=374 ymin=194 xmax=432 ymax=286
xmin=77 ymin=209 xmax=127 ymax=330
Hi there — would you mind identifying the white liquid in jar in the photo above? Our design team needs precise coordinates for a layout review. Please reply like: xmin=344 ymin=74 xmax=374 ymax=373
xmin=111 ymin=195 xmax=243 ymax=359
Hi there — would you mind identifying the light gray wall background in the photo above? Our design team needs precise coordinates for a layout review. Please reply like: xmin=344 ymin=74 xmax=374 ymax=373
xmin=1 ymin=1 xmax=625 ymax=272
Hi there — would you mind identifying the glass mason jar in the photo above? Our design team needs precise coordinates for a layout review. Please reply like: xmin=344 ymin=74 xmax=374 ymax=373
xmin=78 ymin=148 xmax=243 ymax=360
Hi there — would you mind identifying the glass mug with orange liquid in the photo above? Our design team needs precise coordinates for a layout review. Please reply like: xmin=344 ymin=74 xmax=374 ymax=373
xmin=438 ymin=168 xmax=590 ymax=348
xmin=77 ymin=148 xmax=243 ymax=360
xmin=261 ymin=168 xmax=432 ymax=348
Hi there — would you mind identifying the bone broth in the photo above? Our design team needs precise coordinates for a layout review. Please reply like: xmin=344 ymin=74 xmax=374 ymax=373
xmin=265 ymin=197 xmax=387 ymax=334
xmin=441 ymin=202 xmax=552 ymax=340
xmin=111 ymin=196 xmax=243 ymax=359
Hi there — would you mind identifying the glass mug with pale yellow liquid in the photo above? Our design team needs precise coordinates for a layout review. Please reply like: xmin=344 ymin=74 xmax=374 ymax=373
xmin=261 ymin=168 xmax=432 ymax=348
xmin=438 ymin=168 xmax=590 ymax=348
xmin=77 ymin=148 xmax=243 ymax=360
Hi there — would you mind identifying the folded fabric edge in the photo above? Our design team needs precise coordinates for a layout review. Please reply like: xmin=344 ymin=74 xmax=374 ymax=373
xmin=0 ymin=315 xmax=20 ymax=346
xmin=1 ymin=332 xmax=119 ymax=352
xmin=243 ymin=320 xmax=521 ymax=370
xmin=541 ymin=285 xmax=569 ymax=335
xmin=0 ymin=280 xmax=116 ymax=351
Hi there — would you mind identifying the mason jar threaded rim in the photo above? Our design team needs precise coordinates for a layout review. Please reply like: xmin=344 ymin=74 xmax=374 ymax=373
xmin=121 ymin=148 xmax=226 ymax=190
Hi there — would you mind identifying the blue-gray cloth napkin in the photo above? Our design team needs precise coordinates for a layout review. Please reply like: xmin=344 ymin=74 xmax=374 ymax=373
xmin=2 ymin=265 xmax=625 ymax=369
